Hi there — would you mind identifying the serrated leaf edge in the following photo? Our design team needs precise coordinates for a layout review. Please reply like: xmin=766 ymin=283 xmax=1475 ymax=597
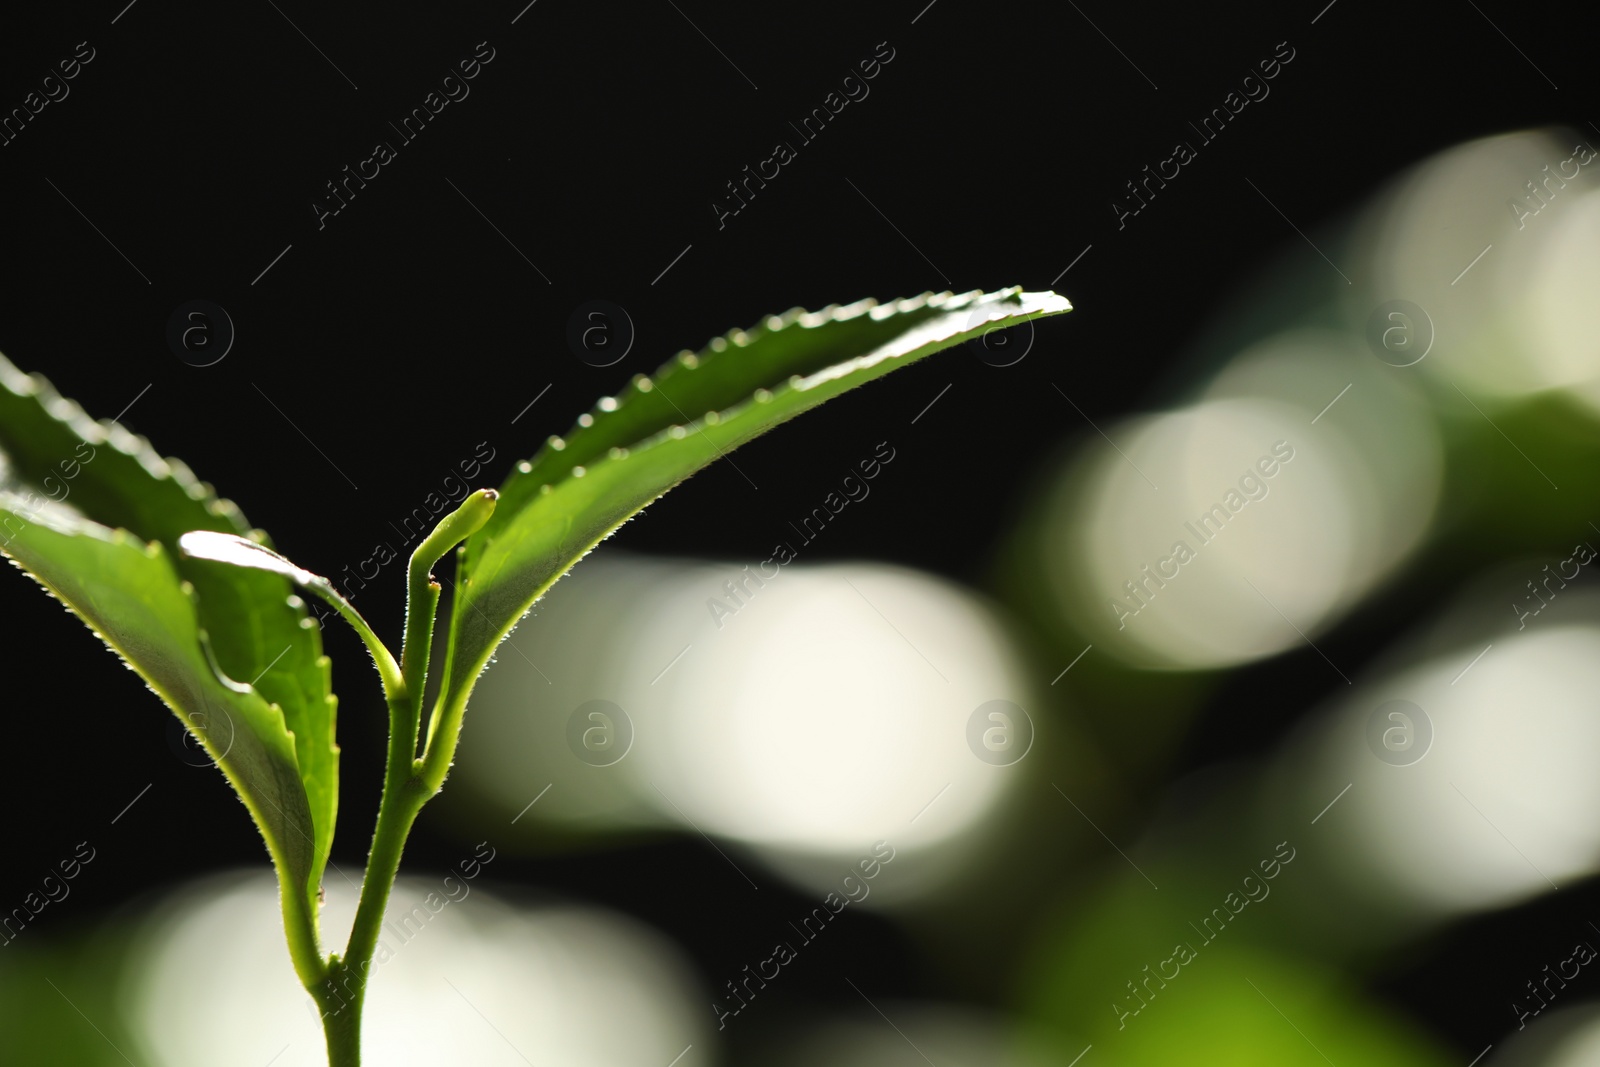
xmin=0 ymin=351 xmax=254 ymax=536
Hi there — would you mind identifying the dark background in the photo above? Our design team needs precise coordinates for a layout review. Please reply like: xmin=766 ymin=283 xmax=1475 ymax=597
xmin=1 ymin=0 xmax=1593 ymax=1057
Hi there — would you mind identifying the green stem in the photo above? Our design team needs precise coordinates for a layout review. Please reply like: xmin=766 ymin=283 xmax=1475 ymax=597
xmin=278 ymin=869 xmax=329 ymax=993
xmin=308 ymin=584 xmax=403 ymax=700
xmin=418 ymin=684 xmax=469 ymax=796
xmin=319 ymin=722 xmax=431 ymax=1066
xmin=400 ymin=572 xmax=440 ymax=732
xmin=312 ymin=490 xmax=498 ymax=1067
xmin=318 ymin=995 xmax=362 ymax=1066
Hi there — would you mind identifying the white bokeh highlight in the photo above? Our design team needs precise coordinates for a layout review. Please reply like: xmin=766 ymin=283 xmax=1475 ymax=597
xmin=121 ymin=870 xmax=709 ymax=1067
xmin=457 ymin=552 xmax=1035 ymax=902
xmin=1045 ymin=396 xmax=1380 ymax=669
xmin=1312 ymin=623 xmax=1600 ymax=916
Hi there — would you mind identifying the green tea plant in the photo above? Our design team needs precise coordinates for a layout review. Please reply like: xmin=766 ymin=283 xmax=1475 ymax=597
xmin=0 ymin=288 xmax=1068 ymax=1065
